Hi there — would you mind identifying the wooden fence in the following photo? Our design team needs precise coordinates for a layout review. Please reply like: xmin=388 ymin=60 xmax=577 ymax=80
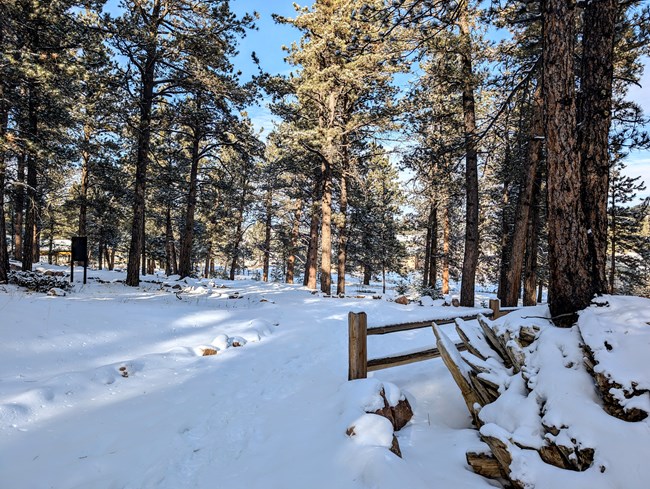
xmin=348 ymin=299 xmax=515 ymax=380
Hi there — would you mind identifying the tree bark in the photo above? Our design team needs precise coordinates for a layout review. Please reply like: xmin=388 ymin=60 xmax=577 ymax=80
xmin=423 ymin=207 xmax=432 ymax=288
xmin=14 ymin=150 xmax=25 ymax=261
xmin=442 ymin=203 xmax=450 ymax=295
xmin=22 ymin=83 xmax=38 ymax=271
xmin=543 ymin=0 xmax=591 ymax=323
xmin=608 ymin=183 xmax=617 ymax=293
xmin=126 ymin=47 xmax=156 ymax=286
xmin=320 ymin=155 xmax=333 ymax=294
xmin=78 ymin=124 xmax=91 ymax=237
xmin=229 ymin=181 xmax=248 ymax=281
xmin=459 ymin=1 xmax=479 ymax=307
xmin=304 ymin=170 xmax=321 ymax=288
xmin=336 ymin=170 xmax=349 ymax=295
xmin=0 ymin=80 xmax=8 ymax=282
xmin=503 ymin=88 xmax=544 ymax=307
xmin=262 ymin=187 xmax=273 ymax=282
xmin=178 ymin=126 xmax=201 ymax=278
xmin=428 ymin=204 xmax=438 ymax=289
xmin=523 ymin=163 xmax=543 ymax=306
xmin=578 ymin=0 xmax=618 ymax=297
xmin=497 ymin=180 xmax=511 ymax=302
xmin=165 ymin=206 xmax=177 ymax=276
xmin=286 ymin=199 xmax=301 ymax=284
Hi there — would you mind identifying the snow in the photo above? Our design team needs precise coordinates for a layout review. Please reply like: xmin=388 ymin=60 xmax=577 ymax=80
xmin=1 ymin=265 xmax=649 ymax=488
xmin=476 ymin=298 xmax=650 ymax=488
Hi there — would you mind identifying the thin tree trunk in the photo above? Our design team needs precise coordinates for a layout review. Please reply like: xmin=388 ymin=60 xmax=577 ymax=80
xmin=14 ymin=150 xmax=25 ymax=261
xmin=204 ymin=242 xmax=211 ymax=278
xmin=304 ymin=174 xmax=321 ymax=288
xmin=262 ymin=187 xmax=273 ymax=282
xmin=497 ymin=180 xmax=511 ymax=302
xmin=164 ymin=206 xmax=175 ymax=276
xmin=459 ymin=1 xmax=479 ymax=307
xmin=286 ymin=199 xmax=301 ymax=284
xmin=0 ymin=82 xmax=8 ymax=282
xmin=423 ymin=208 xmax=432 ymax=288
xmin=543 ymin=0 xmax=592 ymax=323
xmin=22 ymin=83 xmax=38 ymax=272
xmin=442 ymin=202 xmax=450 ymax=295
xmin=126 ymin=49 xmax=156 ymax=286
xmin=336 ymin=171 xmax=348 ymax=295
xmin=609 ymin=185 xmax=617 ymax=293
xmin=78 ymin=125 xmax=91 ymax=237
xmin=178 ymin=127 xmax=201 ymax=278
xmin=578 ymin=0 xmax=618 ymax=297
xmin=320 ymin=156 xmax=333 ymax=294
xmin=504 ymin=88 xmax=544 ymax=307
xmin=428 ymin=205 xmax=438 ymax=289
xmin=523 ymin=164 xmax=543 ymax=306
xmin=229 ymin=182 xmax=248 ymax=281
xmin=98 ymin=237 xmax=104 ymax=270
xmin=537 ymin=283 xmax=543 ymax=304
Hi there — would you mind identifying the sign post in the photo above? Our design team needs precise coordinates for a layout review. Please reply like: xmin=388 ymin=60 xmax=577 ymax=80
xmin=71 ymin=237 xmax=88 ymax=284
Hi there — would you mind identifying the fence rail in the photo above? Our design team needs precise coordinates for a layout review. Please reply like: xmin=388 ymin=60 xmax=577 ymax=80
xmin=348 ymin=299 xmax=514 ymax=380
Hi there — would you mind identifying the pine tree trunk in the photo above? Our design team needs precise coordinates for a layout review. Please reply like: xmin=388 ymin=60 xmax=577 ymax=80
xmin=286 ymin=199 xmax=301 ymax=284
xmin=497 ymin=181 xmax=511 ymax=302
xmin=262 ymin=187 xmax=273 ymax=282
xmin=523 ymin=164 xmax=543 ymax=306
xmin=229 ymin=183 xmax=247 ymax=281
xmin=428 ymin=205 xmax=438 ymax=289
xmin=609 ymin=185 xmax=617 ymax=293
xmin=165 ymin=206 xmax=175 ymax=276
xmin=578 ymin=0 xmax=617 ymax=297
xmin=363 ymin=265 xmax=371 ymax=286
xmin=304 ymin=198 xmax=320 ymax=288
xmin=336 ymin=171 xmax=348 ymax=296
xmin=459 ymin=1 xmax=479 ymax=307
xmin=126 ymin=53 xmax=156 ymax=286
xmin=14 ymin=150 xmax=24 ymax=261
xmin=442 ymin=203 xmax=450 ymax=295
xmin=98 ymin=237 xmax=104 ymax=270
xmin=543 ymin=0 xmax=592 ymax=323
xmin=320 ymin=156 xmax=333 ymax=294
xmin=0 ymin=82 xmax=8 ymax=283
xmin=204 ymin=242 xmax=211 ymax=278
xmin=503 ymin=88 xmax=544 ymax=307
xmin=78 ymin=125 xmax=91 ymax=237
xmin=423 ymin=209 xmax=432 ymax=288
xmin=178 ymin=127 xmax=201 ymax=278
xmin=22 ymin=83 xmax=38 ymax=272
xmin=304 ymin=173 xmax=321 ymax=288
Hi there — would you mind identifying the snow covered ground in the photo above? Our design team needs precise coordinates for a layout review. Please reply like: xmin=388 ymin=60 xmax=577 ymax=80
xmin=0 ymin=265 xmax=648 ymax=488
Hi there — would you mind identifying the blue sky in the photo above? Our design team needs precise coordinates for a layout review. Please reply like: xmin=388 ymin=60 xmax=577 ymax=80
xmin=229 ymin=0 xmax=650 ymax=200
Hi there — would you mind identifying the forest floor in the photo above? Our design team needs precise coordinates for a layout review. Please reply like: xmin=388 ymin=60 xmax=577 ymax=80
xmin=0 ymin=264 xmax=648 ymax=489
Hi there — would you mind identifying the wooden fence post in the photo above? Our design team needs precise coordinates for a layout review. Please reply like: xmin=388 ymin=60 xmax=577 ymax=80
xmin=489 ymin=299 xmax=501 ymax=319
xmin=348 ymin=311 xmax=368 ymax=380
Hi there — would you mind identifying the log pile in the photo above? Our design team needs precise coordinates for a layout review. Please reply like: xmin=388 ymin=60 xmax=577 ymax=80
xmin=433 ymin=315 xmax=592 ymax=488
xmin=582 ymin=342 xmax=648 ymax=422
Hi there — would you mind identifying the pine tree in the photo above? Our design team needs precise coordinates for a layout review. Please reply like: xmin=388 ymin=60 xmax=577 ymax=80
xmin=110 ymin=0 xmax=255 ymax=285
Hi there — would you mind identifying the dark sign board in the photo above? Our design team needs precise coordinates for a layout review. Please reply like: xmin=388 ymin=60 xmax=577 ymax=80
xmin=71 ymin=236 xmax=88 ymax=284
xmin=71 ymin=237 xmax=88 ymax=262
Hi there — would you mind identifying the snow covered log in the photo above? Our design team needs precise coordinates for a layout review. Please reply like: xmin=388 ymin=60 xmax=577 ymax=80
xmin=436 ymin=310 xmax=607 ymax=486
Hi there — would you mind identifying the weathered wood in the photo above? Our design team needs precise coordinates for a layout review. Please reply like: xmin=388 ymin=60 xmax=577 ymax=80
xmin=518 ymin=325 xmax=539 ymax=346
xmin=367 ymin=343 xmax=467 ymax=372
xmin=367 ymin=314 xmax=489 ymax=336
xmin=432 ymin=323 xmax=482 ymax=425
xmin=466 ymin=451 xmax=505 ymax=479
xmin=480 ymin=435 xmax=524 ymax=489
xmin=348 ymin=312 xmax=368 ymax=380
xmin=477 ymin=314 xmax=513 ymax=369
xmin=489 ymin=299 xmax=502 ymax=319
